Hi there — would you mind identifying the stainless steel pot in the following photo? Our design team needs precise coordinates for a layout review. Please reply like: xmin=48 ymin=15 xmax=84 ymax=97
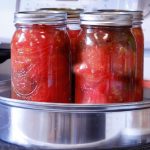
xmin=0 ymin=80 xmax=150 ymax=149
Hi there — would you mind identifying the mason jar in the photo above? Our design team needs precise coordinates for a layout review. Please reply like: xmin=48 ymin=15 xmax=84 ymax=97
xmin=98 ymin=10 xmax=144 ymax=101
xmin=11 ymin=11 xmax=71 ymax=103
xmin=74 ymin=12 xmax=138 ymax=104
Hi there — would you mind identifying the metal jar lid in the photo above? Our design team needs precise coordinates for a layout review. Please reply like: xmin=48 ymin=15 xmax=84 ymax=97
xmin=14 ymin=11 xmax=67 ymax=25
xmin=98 ymin=10 xmax=143 ymax=25
xmin=80 ymin=12 xmax=132 ymax=26
xmin=37 ymin=8 xmax=84 ymax=23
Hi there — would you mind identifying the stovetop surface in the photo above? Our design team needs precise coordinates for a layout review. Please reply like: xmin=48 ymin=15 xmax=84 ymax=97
xmin=0 ymin=140 xmax=150 ymax=150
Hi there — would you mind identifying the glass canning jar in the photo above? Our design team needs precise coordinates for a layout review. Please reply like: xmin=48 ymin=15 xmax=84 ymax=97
xmin=11 ymin=11 xmax=71 ymax=103
xmin=37 ymin=8 xmax=83 ymax=101
xmin=98 ymin=10 xmax=144 ymax=101
xmin=74 ymin=12 xmax=138 ymax=104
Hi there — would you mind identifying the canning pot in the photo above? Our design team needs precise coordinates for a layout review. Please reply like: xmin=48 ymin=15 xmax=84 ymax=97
xmin=0 ymin=80 xmax=150 ymax=149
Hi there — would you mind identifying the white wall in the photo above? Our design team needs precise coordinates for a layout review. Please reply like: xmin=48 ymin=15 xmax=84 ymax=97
xmin=0 ymin=0 xmax=16 ymax=43
xmin=143 ymin=15 xmax=150 ymax=49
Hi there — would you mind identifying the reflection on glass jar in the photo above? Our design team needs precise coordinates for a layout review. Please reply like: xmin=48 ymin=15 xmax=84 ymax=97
xmin=11 ymin=11 xmax=71 ymax=103
xmin=74 ymin=12 xmax=140 ymax=104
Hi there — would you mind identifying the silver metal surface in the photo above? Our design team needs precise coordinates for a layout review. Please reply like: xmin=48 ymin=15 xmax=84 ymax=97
xmin=80 ymin=12 xmax=132 ymax=26
xmin=14 ymin=11 xmax=67 ymax=25
xmin=0 ymin=81 xmax=150 ymax=149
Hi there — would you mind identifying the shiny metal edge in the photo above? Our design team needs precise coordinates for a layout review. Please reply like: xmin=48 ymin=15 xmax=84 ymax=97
xmin=1 ymin=97 xmax=150 ymax=112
